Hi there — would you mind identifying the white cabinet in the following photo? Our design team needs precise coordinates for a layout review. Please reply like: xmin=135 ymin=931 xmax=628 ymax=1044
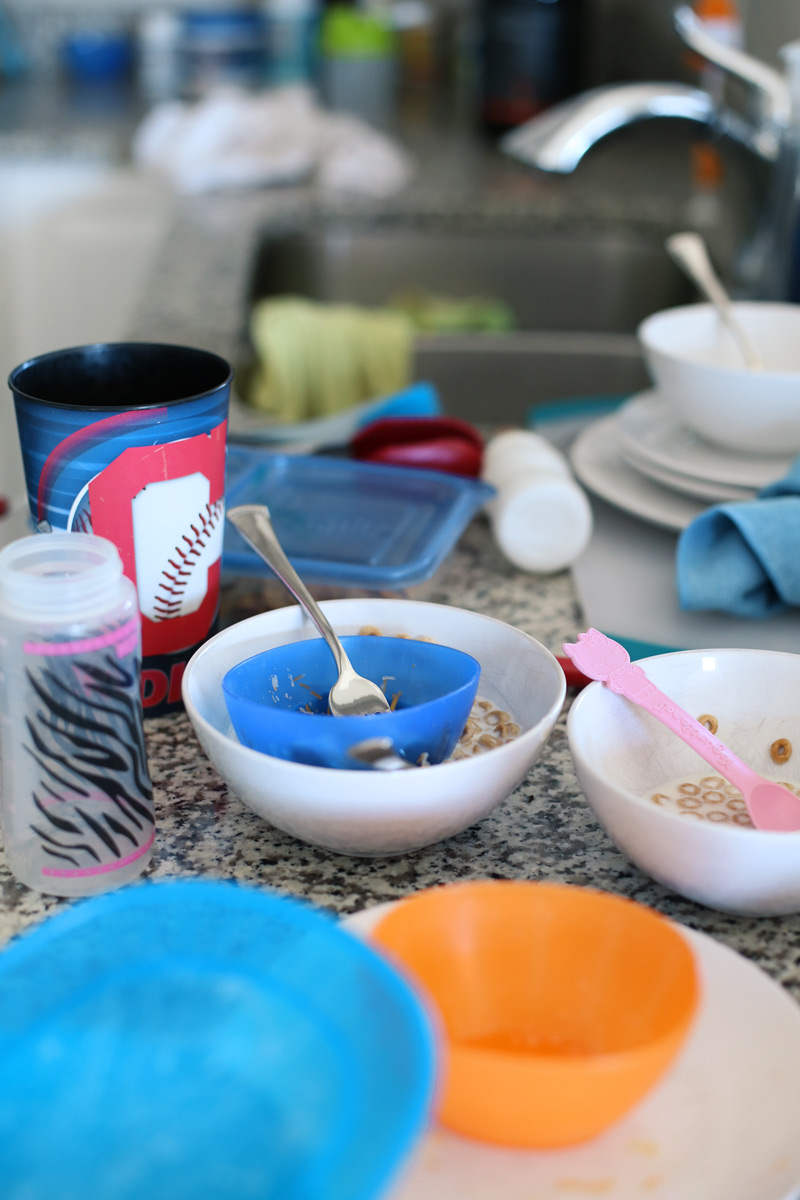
xmin=0 ymin=163 xmax=174 ymax=540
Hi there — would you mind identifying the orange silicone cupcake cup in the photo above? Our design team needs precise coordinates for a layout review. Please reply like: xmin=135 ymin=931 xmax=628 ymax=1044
xmin=371 ymin=880 xmax=700 ymax=1148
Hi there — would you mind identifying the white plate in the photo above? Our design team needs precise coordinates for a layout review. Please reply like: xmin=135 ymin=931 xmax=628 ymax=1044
xmin=570 ymin=416 xmax=707 ymax=531
xmin=617 ymin=391 xmax=793 ymax=490
xmin=227 ymin=384 xmax=440 ymax=449
xmin=227 ymin=393 xmax=377 ymax=449
xmin=344 ymin=902 xmax=800 ymax=1200
xmin=618 ymin=438 xmax=756 ymax=503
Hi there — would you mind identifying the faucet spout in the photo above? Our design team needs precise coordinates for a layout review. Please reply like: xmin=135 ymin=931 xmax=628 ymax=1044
xmin=498 ymin=3 xmax=797 ymax=300
xmin=501 ymin=83 xmax=714 ymax=174
xmin=502 ymin=4 xmax=791 ymax=175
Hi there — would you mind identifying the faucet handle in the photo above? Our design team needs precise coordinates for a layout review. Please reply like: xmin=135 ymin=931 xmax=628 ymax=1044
xmin=674 ymin=4 xmax=790 ymax=155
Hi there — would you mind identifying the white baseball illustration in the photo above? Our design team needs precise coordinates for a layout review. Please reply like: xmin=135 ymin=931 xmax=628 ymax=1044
xmin=67 ymin=483 xmax=94 ymax=534
xmin=132 ymin=472 xmax=224 ymax=622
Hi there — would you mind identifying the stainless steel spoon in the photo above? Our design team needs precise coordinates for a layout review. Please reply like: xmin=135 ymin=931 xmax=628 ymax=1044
xmin=665 ymin=232 xmax=764 ymax=370
xmin=348 ymin=737 xmax=416 ymax=770
xmin=226 ymin=504 xmax=391 ymax=717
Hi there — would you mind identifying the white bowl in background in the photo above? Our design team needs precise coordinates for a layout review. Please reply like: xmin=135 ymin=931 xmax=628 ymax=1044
xmin=567 ymin=647 xmax=800 ymax=916
xmin=638 ymin=302 xmax=800 ymax=455
xmin=183 ymin=598 xmax=566 ymax=856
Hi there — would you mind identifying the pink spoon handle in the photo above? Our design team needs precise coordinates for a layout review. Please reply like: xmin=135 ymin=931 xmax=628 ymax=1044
xmin=563 ymin=628 xmax=800 ymax=833
xmin=603 ymin=660 xmax=762 ymax=796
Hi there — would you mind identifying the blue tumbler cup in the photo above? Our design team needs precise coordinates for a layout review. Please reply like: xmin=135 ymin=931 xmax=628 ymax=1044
xmin=9 ymin=342 xmax=232 ymax=716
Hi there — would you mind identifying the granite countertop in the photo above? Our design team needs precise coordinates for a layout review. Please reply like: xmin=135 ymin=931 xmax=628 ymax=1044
xmin=1 ymin=88 xmax=797 ymax=1002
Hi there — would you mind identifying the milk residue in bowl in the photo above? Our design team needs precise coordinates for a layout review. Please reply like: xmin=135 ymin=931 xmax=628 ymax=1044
xmin=450 ymin=700 xmax=521 ymax=759
xmin=646 ymin=774 xmax=800 ymax=828
xmin=358 ymin=625 xmax=521 ymax=760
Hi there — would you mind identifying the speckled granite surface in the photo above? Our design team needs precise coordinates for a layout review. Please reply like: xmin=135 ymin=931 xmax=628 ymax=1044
xmin=3 ymin=515 xmax=800 ymax=1000
xmin=0 ymin=91 xmax=797 ymax=1006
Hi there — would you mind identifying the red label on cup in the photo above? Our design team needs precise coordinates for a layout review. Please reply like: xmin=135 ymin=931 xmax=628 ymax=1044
xmin=87 ymin=419 xmax=227 ymax=658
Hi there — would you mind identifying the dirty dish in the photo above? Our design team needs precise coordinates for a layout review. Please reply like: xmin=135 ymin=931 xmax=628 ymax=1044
xmin=0 ymin=880 xmax=437 ymax=1200
xmin=182 ymin=597 xmax=565 ymax=855
xmin=227 ymin=379 xmax=442 ymax=447
xmin=638 ymin=302 xmax=800 ymax=454
xmin=616 ymin=391 xmax=792 ymax=491
xmin=618 ymin=439 xmax=756 ymax=503
xmin=369 ymin=880 xmax=699 ymax=1149
xmin=344 ymin=899 xmax=800 ymax=1200
xmin=567 ymin=646 xmax=800 ymax=914
xmin=227 ymin=503 xmax=391 ymax=716
xmin=222 ymin=633 xmax=481 ymax=769
xmin=569 ymin=415 xmax=706 ymax=531
xmin=563 ymin=629 xmax=800 ymax=832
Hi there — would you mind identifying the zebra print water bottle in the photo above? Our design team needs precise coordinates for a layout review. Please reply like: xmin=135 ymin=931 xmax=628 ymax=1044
xmin=0 ymin=533 xmax=155 ymax=896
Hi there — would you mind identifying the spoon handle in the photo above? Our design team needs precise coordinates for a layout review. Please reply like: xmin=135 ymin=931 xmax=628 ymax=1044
xmin=226 ymin=504 xmax=347 ymax=676
xmin=605 ymin=661 xmax=762 ymax=794
xmin=348 ymin=737 xmax=415 ymax=771
xmin=665 ymin=232 xmax=764 ymax=370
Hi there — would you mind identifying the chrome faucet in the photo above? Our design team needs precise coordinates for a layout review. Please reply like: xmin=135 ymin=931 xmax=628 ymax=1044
xmin=501 ymin=6 xmax=797 ymax=299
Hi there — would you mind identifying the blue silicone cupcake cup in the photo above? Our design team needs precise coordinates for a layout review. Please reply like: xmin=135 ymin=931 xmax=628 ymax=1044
xmin=223 ymin=634 xmax=482 ymax=768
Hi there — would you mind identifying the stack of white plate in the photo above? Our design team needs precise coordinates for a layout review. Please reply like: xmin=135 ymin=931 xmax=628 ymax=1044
xmin=569 ymin=390 xmax=793 ymax=533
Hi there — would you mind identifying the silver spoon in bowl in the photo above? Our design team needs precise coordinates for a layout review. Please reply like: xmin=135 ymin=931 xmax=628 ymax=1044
xmin=665 ymin=231 xmax=764 ymax=370
xmin=226 ymin=504 xmax=391 ymax=717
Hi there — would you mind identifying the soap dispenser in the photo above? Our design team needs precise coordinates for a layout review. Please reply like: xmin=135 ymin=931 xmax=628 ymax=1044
xmin=477 ymin=0 xmax=582 ymax=132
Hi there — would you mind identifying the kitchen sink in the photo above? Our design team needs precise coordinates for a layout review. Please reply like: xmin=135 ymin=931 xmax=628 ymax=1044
xmin=246 ymin=223 xmax=693 ymax=424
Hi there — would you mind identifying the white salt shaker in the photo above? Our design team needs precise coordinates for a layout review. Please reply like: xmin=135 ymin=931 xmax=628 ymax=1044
xmin=482 ymin=431 xmax=593 ymax=573
xmin=0 ymin=533 xmax=155 ymax=897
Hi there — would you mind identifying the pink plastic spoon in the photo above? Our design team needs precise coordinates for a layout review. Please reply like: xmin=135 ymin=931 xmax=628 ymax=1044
xmin=562 ymin=629 xmax=800 ymax=833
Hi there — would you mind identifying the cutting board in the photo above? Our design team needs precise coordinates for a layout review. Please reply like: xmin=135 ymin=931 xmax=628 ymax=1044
xmin=571 ymin=496 xmax=800 ymax=656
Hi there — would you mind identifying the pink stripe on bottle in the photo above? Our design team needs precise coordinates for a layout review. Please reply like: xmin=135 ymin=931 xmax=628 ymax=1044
xmin=23 ymin=616 xmax=140 ymax=659
xmin=41 ymin=830 xmax=155 ymax=878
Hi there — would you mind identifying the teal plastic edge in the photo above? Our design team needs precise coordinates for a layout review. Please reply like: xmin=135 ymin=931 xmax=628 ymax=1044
xmin=603 ymin=632 xmax=685 ymax=659
xmin=526 ymin=394 xmax=629 ymax=427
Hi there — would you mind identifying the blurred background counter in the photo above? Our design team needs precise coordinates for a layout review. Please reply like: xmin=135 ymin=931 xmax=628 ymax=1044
xmin=0 ymin=63 xmax=740 ymax=509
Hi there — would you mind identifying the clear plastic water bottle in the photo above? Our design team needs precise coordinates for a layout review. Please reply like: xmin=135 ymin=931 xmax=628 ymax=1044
xmin=0 ymin=533 xmax=155 ymax=897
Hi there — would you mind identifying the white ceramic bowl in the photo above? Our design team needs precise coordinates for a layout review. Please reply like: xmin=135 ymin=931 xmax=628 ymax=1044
xmin=638 ymin=302 xmax=800 ymax=454
xmin=183 ymin=598 xmax=566 ymax=856
xmin=567 ymin=647 xmax=800 ymax=916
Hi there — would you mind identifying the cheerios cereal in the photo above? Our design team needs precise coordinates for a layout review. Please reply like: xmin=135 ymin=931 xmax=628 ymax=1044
xmin=771 ymin=738 xmax=792 ymax=765
xmin=450 ymin=704 xmax=521 ymax=759
xmin=647 ymin=773 xmax=800 ymax=828
xmin=359 ymin=625 xmax=521 ymax=759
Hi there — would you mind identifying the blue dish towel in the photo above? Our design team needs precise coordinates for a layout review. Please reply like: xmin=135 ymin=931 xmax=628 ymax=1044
xmin=676 ymin=459 xmax=800 ymax=618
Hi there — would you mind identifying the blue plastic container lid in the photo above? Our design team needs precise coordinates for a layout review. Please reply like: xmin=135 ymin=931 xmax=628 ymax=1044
xmin=223 ymin=448 xmax=495 ymax=587
xmin=0 ymin=880 xmax=436 ymax=1200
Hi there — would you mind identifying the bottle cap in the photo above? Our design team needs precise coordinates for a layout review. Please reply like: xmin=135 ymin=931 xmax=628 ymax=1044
xmin=0 ymin=533 xmax=124 ymax=619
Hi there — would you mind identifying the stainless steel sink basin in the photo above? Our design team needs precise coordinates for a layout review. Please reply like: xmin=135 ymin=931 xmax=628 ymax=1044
xmin=247 ymin=223 xmax=692 ymax=423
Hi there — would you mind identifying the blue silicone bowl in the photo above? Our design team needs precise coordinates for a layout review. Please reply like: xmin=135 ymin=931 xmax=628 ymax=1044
xmin=222 ymin=634 xmax=481 ymax=768
xmin=0 ymin=880 xmax=437 ymax=1200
